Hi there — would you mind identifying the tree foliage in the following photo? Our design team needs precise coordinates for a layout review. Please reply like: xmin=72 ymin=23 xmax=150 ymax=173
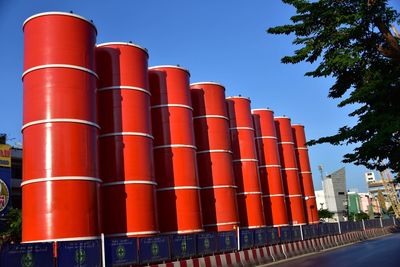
xmin=349 ymin=211 xmax=370 ymax=221
xmin=268 ymin=0 xmax=400 ymax=174
xmin=0 ymin=208 xmax=22 ymax=244
xmin=318 ymin=208 xmax=334 ymax=219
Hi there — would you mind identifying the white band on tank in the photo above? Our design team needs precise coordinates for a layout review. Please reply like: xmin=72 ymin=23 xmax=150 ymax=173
xmin=102 ymin=180 xmax=157 ymax=187
xmin=255 ymin=136 xmax=277 ymax=140
xmin=21 ymin=176 xmax=102 ymax=187
xmin=201 ymin=185 xmax=238 ymax=190
xmin=285 ymin=194 xmax=303 ymax=198
xmin=278 ymin=141 xmax=294 ymax=145
xmin=22 ymin=118 xmax=100 ymax=131
xmin=229 ymin=127 xmax=254 ymax=131
xmin=237 ymin=192 xmax=262 ymax=196
xmin=263 ymin=194 xmax=285 ymax=197
xmin=193 ymin=115 xmax=229 ymax=120
xmin=281 ymin=168 xmax=298 ymax=171
xmin=97 ymin=86 xmax=151 ymax=95
xmin=273 ymin=224 xmax=290 ymax=227
xmin=232 ymin=159 xmax=258 ymax=163
xmin=99 ymin=132 xmax=153 ymax=139
xmin=240 ymin=225 xmax=267 ymax=229
xmin=151 ymin=104 xmax=193 ymax=110
xmin=301 ymin=171 xmax=312 ymax=174
xmin=258 ymin=164 xmax=281 ymax=168
xmin=22 ymin=64 xmax=98 ymax=79
xmin=197 ymin=149 xmax=232 ymax=154
xmin=161 ymin=229 xmax=204 ymax=235
xmin=157 ymin=186 xmax=201 ymax=191
xmin=203 ymin=221 xmax=239 ymax=227
xmin=105 ymin=231 xmax=159 ymax=237
xmin=295 ymin=147 xmax=308 ymax=150
xmin=153 ymin=144 xmax=196 ymax=150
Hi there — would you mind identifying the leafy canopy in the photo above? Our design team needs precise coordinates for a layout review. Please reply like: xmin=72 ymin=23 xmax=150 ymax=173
xmin=268 ymin=0 xmax=400 ymax=174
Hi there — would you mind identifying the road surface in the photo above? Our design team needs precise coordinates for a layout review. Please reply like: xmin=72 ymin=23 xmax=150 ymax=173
xmin=266 ymin=233 xmax=400 ymax=267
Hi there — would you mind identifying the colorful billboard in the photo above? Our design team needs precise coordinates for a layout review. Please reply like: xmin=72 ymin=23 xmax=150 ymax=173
xmin=0 ymin=144 xmax=11 ymax=168
xmin=0 ymin=167 xmax=11 ymax=214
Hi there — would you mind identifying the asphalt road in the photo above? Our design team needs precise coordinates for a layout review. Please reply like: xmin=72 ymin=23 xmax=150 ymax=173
xmin=267 ymin=233 xmax=400 ymax=267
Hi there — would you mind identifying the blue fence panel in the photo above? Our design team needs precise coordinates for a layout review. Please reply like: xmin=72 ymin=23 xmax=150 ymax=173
xmin=302 ymin=225 xmax=311 ymax=240
xmin=105 ymin=237 xmax=138 ymax=266
xmin=326 ymin=223 xmax=334 ymax=235
xmin=254 ymin=228 xmax=268 ymax=247
xmin=171 ymin=234 xmax=196 ymax=260
xmin=383 ymin=218 xmax=394 ymax=227
xmin=139 ymin=236 xmax=170 ymax=264
xmin=266 ymin=227 xmax=279 ymax=245
xmin=279 ymin=226 xmax=292 ymax=243
xmin=197 ymin=232 xmax=217 ymax=256
xmin=57 ymin=240 xmax=101 ymax=267
xmin=319 ymin=223 xmax=328 ymax=236
xmin=0 ymin=242 xmax=53 ymax=267
xmin=340 ymin=222 xmax=349 ymax=233
xmin=291 ymin=226 xmax=302 ymax=241
xmin=217 ymin=231 xmax=237 ymax=253
xmin=310 ymin=224 xmax=319 ymax=237
xmin=239 ymin=229 xmax=254 ymax=249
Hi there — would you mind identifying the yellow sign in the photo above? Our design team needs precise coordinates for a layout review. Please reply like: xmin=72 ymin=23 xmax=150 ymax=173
xmin=0 ymin=144 xmax=11 ymax=168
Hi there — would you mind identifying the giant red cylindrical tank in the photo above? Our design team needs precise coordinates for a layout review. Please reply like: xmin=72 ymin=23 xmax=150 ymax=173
xmin=190 ymin=82 xmax=239 ymax=232
xmin=96 ymin=42 xmax=159 ymax=237
xmin=292 ymin=124 xmax=319 ymax=224
xmin=274 ymin=117 xmax=307 ymax=225
xmin=226 ymin=97 xmax=266 ymax=229
xmin=22 ymin=12 xmax=100 ymax=242
xmin=149 ymin=66 xmax=203 ymax=234
xmin=252 ymin=109 xmax=289 ymax=227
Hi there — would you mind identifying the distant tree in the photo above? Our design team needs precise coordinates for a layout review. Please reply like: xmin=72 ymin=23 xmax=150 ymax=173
xmin=318 ymin=209 xmax=334 ymax=219
xmin=350 ymin=211 xmax=370 ymax=221
xmin=0 ymin=208 xmax=22 ymax=244
xmin=268 ymin=0 xmax=400 ymax=175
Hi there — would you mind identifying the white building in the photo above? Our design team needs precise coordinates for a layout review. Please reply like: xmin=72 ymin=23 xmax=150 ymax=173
xmin=365 ymin=172 xmax=376 ymax=184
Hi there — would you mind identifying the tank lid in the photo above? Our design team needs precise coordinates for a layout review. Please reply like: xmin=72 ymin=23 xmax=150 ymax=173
xmin=23 ymin=12 xmax=97 ymax=34
xmin=274 ymin=116 xmax=291 ymax=120
xmin=226 ymin=96 xmax=251 ymax=101
xmin=97 ymin=42 xmax=149 ymax=56
xmin=190 ymin=82 xmax=225 ymax=88
xmin=251 ymin=108 xmax=273 ymax=113
xmin=148 ymin=65 xmax=190 ymax=76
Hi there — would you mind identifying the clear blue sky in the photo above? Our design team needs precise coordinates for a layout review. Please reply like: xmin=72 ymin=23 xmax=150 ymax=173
xmin=1 ymin=0 xmax=398 ymax=192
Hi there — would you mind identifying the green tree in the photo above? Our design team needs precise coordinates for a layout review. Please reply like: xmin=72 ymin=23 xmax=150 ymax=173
xmin=0 ymin=208 xmax=22 ymax=244
xmin=318 ymin=209 xmax=334 ymax=219
xmin=268 ymin=0 xmax=400 ymax=174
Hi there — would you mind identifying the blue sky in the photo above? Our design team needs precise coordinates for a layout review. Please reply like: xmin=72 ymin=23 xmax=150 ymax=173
xmin=1 ymin=0 xmax=398 ymax=192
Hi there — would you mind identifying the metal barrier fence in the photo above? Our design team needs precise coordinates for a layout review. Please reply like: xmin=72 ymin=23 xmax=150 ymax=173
xmin=0 ymin=218 xmax=396 ymax=266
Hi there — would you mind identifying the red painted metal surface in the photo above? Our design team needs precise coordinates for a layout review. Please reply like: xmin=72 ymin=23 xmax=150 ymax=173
xmin=190 ymin=82 xmax=239 ymax=232
xmin=149 ymin=66 xmax=203 ymax=234
xmin=292 ymin=124 xmax=319 ymax=224
xmin=22 ymin=12 xmax=100 ymax=242
xmin=96 ymin=42 xmax=158 ymax=237
xmin=252 ymin=109 xmax=289 ymax=227
xmin=226 ymin=97 xmax=265 ymax=229
xmin=274 ymin=117 xmax=307 ymax=225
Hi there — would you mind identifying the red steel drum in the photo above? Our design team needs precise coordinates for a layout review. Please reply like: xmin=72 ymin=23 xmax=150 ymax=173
xmin=274 ymin=117 xmax=307 ymax=225
xmin=252 ymin=109 xmax=289 ymax=227
xmin=149 ymin=66 xmax=203 ymax=234
xmin=96 ymin=42 xmax=158 ymax=237
xmin=226 ymin=97 xmax=265 ymax=229
xmin=292 ymin=124 xmax=319 ymax=224
xmin=190 ymin=82 xmax=239 ymax=232
xmin=22 ymin=12 xmax=100 ymax=242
